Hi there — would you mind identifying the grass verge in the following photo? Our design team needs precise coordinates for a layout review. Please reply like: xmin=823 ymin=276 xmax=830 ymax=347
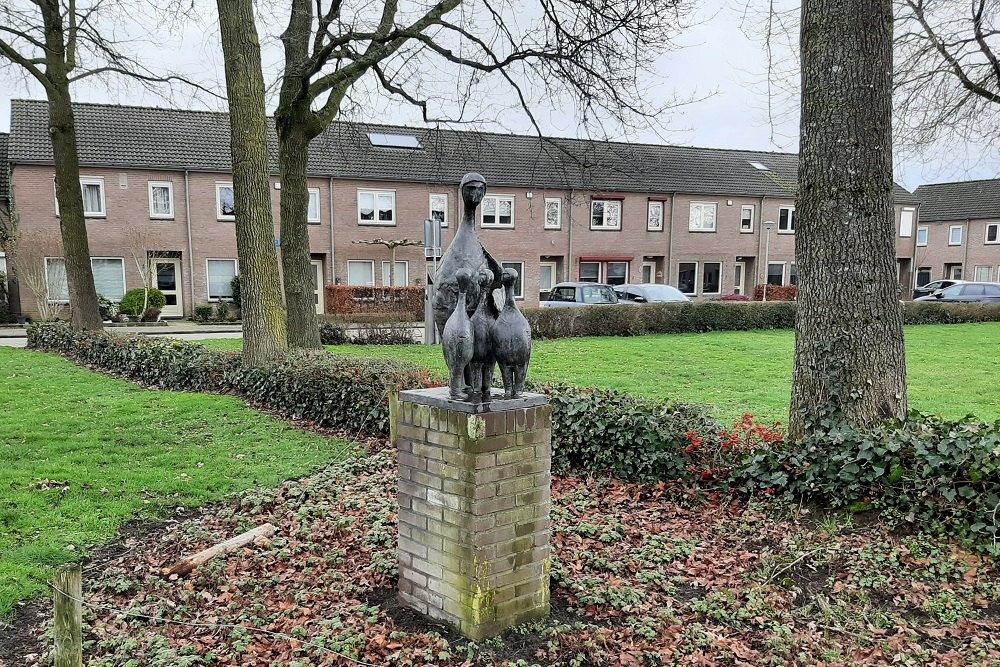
xmin=0 ymin=347 xmax=349 ymax=617
xmin=203 ymin=322 xmax=1000 ymax=425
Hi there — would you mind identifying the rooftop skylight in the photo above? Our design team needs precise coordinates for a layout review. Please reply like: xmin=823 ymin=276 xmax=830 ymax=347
xmin=749 ymin=161 xmax=770 ymax=171
xmin=368 ymin=132 xmax=423 ymax=149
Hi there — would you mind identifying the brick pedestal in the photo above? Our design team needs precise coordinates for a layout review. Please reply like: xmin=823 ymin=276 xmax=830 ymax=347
xmin=393 ymin=387 xmax=551 ymax=640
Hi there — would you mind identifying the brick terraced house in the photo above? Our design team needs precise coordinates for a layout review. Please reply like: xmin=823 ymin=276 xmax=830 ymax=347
xmin=0 ymin=99 xmax=933 ymax=319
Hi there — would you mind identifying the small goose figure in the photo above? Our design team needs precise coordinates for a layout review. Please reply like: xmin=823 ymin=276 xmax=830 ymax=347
xmin=492 ymin=268 xmax=531 ymax=399
xmin=442 ymin=268 xmax=475 ymax=400
xmin=469 ymin=269 xmax=497 ymax=402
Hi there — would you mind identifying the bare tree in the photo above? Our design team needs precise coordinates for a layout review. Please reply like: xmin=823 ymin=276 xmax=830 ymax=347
xmin=894 ymin=0 xmax=1000 ymax=159
xmin=0 ymin=0 xmax=207 ymax=330
xmin=790 ymin=0 xmax=907 ymax=437
xmin=272 ymin=0 xmax=696 ymax=348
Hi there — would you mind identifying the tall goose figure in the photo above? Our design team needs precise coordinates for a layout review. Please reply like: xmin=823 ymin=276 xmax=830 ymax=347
xmin=442 ymin=269 xmax=475 ymax=399
xmin=492 ymin=268 xmax=532 ymax=399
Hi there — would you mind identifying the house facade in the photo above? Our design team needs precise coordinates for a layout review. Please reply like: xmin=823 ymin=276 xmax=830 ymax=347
xmin=2 ymin=99 xmax=925 ymax=319
xmin=912 ymin=179 xmax=1000 ymax=287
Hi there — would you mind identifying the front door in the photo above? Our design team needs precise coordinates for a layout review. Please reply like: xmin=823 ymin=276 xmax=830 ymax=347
xmin=153 ymin=259 xmax=183 ymax=318
xmin=733 ymin=261 xmax=745 ymax=295
xmin=312 ymin=260 xmax=325 ymax=315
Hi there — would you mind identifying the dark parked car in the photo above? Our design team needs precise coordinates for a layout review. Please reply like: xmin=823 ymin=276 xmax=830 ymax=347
xmin=913 ymin=282 xmax=1000 ymax=303
xmin=542 ymin=282 xmax=619 ymax=307
xmin=614 ymin=283 xmax=691 ymax=304
xmin=912 ymin=279 xmax=966 ymax=300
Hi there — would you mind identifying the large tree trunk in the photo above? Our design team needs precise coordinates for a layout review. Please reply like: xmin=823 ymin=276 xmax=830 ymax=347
xmin=39 ymin=0 xmax=102 ymax=331
xmin=276 ymin=108 xmax=322 ymax=349
xmin=276 ymin=0 xmax=322 ymax=349
xmin=789 ymin=0 xmax=907 ymax=438
xmin=217 ymin=0 xmax=289 ymax=365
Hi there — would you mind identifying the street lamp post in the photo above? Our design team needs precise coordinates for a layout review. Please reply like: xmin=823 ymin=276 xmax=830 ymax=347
xmin=762 ymin=220 xmax=776 ymax=302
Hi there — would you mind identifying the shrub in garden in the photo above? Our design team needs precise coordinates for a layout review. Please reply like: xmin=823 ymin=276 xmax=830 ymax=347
xmin=215 ymin=301 xmax=230 ymax=321
xmin=119 ymin=288 xmax=166 ymax=317
xmin=904 ymin=302 xmax=1000 ymax=325
xmin=230 ymin=275 xmax=242 ymax=309
xmin=97 ymin=295 xmax=119 ymax=321
xmin=193 ymin=304 xmax=214 ymax=322
xmin=351 ymin=324 xmax=416 ymax=345
xmin=319 ymin=321 xmax=348 ymax=345
xmin=140 ymin=307 xmax=161 ymax=322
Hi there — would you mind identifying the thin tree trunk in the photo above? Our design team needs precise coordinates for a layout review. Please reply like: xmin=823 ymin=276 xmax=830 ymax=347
xmin=217 ymin=0 xmax=288 ymax=365
xmin=40 ymin=0 xmax=102 ymax=331
xmin=276 ymin=0 xmax=322 ymax=349
xmin=790 ymin=0 xmax=907 ymax=438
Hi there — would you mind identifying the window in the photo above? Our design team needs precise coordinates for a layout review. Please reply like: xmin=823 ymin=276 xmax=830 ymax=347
xmin=91 ymin=258 xmax=125 ymax=300
xmin=916 ymin=267 xmax=931 ymax=287
xmin=916 ymin=227 xmax=928 ymax=247
xmin=207 ymin=259 xmax=237 ymax=300
xmin=591 ymin=200 xmax=622 ymax=230
xmin=544 ymin=198 xmax=562 ymax=230
xmin=647 ymin=201 xmax=663 ymax=231
xmin=767 ymin=263 xmax=785 ymax=286
xmin=216 ymin=183 xmax=235 ymax=220
xmin=539 ymin=261 xmax=558 ymax=297
xmin=975 ymin=266 xmax=993 ymax=282
xmin=347 ymin=260 xmax=375 ymax=286
xmin=778 ymin=206 xmax=795 ymax=233
xmin=308 ymin=188 xmax=321 ymax=223
xmin=358 ymin=190 xmax=395 ymax=225
xmin=789 ymin=263 xmax=798 ymax=286
xmin=501 ymin=261 xmax=524 ymax=298
xmin=148 ymin=181 xmax=174 ymax=219
xmin=430 ymin=194 xmax=448 ymax=228
xmin=702 ymin=262 xmax=722 ymax=294
xmin=678 ymin=262 xmax=697 ymax=294
xmin=579 ymin=262 xmax=601 ymax=283
xmin=606 ymin=262 xmax=628 ymax=285
xmin=987 ymin=223 xmax=999 ymax=244
xmin=381 ymin=261 xmax=409 ymax=286
xmin=45 ymin=258 xmax=69 ymax=302
xmin=949 ymin=225 xmax=963 ymax=245
xmin=947 ymin=264 xmax=964 ymax=280
xmin=899 ymin=208 xmax=915 ymax=237
xmin=689 ymin=202 xmax=717 ymax=232
xmin=740 ymin=205 xmax=754 ymax=233
xmin=368 ymin=132 xmax=422 ymax=149
xmin=80 ymin=177 xmax=106 ymax=217
xmin=482 ymin=195 xmax=515 ymax=228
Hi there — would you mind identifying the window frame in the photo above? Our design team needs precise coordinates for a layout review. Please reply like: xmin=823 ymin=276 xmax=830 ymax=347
xmin=579 ymin=261 xmax=602 ymax=283
xmin=357 ymin=189 xmax=396 ymax=226
xmin=346 ymin=260 xmax=376 ymax=286
xmin=44 ymin=257 xmax=70 ymax=303
xmin=899 ymin=207 xmax=915 ymax=238
xmin=688 ymin=201 xmax=717 ymax=233
xmin=647 ymin=201 xmax=664 ymax=232
xmin=986 ymin=223 xmax=999 ymax=245
xmin=206 ymin=258 xmax=238 ymax=301
xmin=974 ymin=265 xmax=993 ymax=282
xmin=590 ymin=199 xmax=622 ymax=231
xmin=641 ymin=261 xmax=656 ymax=283
xmin=307 ymin=188 xmax=321 ymax=223
xmin=430 ymin=193 xmax=449 ymax=228
xmin=916 ymin=226 xmax=928 ymax=247
xmin=544 ymin=198 xmax=562 ymax=230
xmin=90 ymin=256 xmax=127 ymax=301
xmin=916 ymin=266 xmax=932 ymax=287
xmin=677 ymin=262 xmax=698 ymax=295
xmin=380 ymin=260 xmax=409 ymax=286
xmin=55 ymin=177 xmax=107 ymax=218
xmin=501 ymin=261 xmax=525 ymax=299
xmin=481 ymin=194 xmax=516 ymax=229
xmin=538 ymin=261 xmax=559 ymax=295
xmin=740 ymin=205 xmax=755 ymax=233
xmin=147 ymin=181 xmax=175 ymax=219
xmin=216 ymin=182 xmax=236 ymax=221
xmin=949 ymin=225 xmax=963 ymax=246
xmin=767 ymin=262 xmax=786 ymax=286
xmin=778 ymin=206 xmax=796 ymax=234
xmin=701 ymin=261 xmax=723 ymax=295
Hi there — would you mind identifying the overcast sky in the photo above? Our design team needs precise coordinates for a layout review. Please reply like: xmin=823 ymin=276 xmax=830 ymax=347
xmin=1 ymin=1 xmax=996 ymax=191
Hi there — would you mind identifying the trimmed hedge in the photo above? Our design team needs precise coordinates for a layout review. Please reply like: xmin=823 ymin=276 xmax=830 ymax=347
xmin=326 ymin=285 xmax=423 ymax=319
xmin=522 ymin=301 xmax=1000 ymax=340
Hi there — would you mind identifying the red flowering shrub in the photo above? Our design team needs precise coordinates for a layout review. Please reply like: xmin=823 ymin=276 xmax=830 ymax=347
xmin=684 ymin=414 xmax=784 ymax=486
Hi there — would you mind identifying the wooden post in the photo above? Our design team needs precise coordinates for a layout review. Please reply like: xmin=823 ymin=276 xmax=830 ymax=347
xmin=53 ymin=564 xmax=82 ymax=667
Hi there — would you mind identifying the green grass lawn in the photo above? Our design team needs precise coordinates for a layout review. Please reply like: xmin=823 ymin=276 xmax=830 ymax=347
xmin=206 ymin=322 xmax=1000 ymax=425
xmin=0 ymin=348 xmax=349 ymax=617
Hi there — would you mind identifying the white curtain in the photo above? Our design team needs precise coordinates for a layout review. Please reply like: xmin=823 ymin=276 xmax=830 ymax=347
xmin=46 ymin=258 xmax=69 ymax=301
xmin=152 ymin=186 xmax=171 ymax=215
xmin=82 ymin=183 xmax=103 ymax=214
xmin=91 ymin=259 xmax=125 ymax=299
xmin=347 ymin=261 xmax=374 ymax=286
xmin=208 ymin=260 xmax=236 ymax=298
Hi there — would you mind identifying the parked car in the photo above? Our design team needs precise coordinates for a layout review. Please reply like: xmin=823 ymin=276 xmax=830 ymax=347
xmin=542 ymin=282 xmax=620 ymax=307
xmin=912 ymin=279 xmax=966 ymax=300
xmin=913 ymin=282 xmax=1000 ymax=303
xmin=614 ymin=283 xmax=691 ymax=304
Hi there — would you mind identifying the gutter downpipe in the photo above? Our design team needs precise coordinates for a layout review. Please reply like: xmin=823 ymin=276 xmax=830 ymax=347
xmin=184 ymin=170 xmax=195 ymax=317
xmin=566 ymin=189 xmax=574 ymax=281
xmin=328 ymin=177 xmax=336 ymax=285
xmin=757 ymin=195 xmax=767 ymax=288
xmin=666 ymin=193 xmax=677 ymax=286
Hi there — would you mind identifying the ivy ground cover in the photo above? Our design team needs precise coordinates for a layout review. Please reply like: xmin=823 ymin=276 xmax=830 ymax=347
xmin=204 ymin=322 xmax=1000 ymax=425
xmin=12 ymin=445 xmax=998 ymax=666
xmin=0 ymin=348 xmax=349 ymax=617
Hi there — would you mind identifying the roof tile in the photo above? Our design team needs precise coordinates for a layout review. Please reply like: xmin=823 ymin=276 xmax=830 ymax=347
xmin=914 ymin=179 xmax=1000 ymax=222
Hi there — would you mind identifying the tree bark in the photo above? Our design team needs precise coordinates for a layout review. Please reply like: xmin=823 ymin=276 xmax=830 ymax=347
xmin=217 ymin=0 xmax=289 ymax=365
xmin=790 ymin=0 xmax=907 ymax=438
xmin=39 ymin=0 xmax=102 ymax=331
xmin=276 ymin=0 xmax=322 ymax=349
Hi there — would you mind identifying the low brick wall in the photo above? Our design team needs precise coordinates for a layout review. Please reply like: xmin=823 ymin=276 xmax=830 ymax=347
xmin=394 ymin=389 xmax=552 ymax=639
